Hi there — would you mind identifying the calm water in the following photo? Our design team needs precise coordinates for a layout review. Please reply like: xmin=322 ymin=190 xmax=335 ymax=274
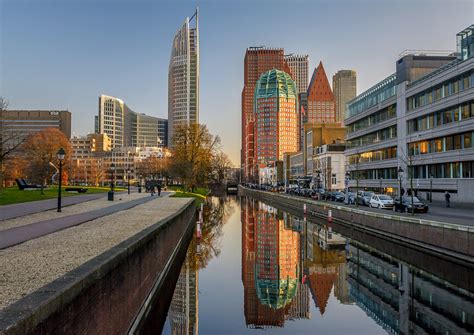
xmin=162 ymin=196 xmax=473 ymax=334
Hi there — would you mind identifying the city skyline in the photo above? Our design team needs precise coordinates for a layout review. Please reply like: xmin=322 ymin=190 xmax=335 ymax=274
xmin=1 ymin=0 xmax=472 ymax=165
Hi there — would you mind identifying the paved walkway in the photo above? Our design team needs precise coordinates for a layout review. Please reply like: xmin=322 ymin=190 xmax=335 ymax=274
xmin=0 ymin=193 xmax=170 ymax=249
xmin=0 ymin=195 xmax=189 ymax=311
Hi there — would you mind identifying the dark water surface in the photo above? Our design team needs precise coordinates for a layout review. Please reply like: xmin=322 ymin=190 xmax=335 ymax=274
xmin=161 ymin=196 xmax=473 ymax=334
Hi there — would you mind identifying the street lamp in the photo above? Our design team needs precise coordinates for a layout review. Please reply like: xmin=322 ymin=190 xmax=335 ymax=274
xmin=429 ymin=173 xmax=433 ymax=203
xmin=398 ymin=167 xmax=404 ymax=212
xmin=56 ymin=148 xmax=66 ymax=212
xmin=345 ymin=171 xmax=350 ymax=204
xmin=316 ymin=169 xmax=321 ymax=189
xmin=127 ymin=169 xmax=131 ymax=195
xmin=108 ymin=163 xmax=116 ymax=201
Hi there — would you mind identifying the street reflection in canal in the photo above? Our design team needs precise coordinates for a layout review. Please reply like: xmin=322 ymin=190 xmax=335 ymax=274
xmin=162 ymin=196 xmax=473 ymax=334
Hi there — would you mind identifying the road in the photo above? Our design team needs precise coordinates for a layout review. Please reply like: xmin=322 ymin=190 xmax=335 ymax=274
xmin=290 ymin=195 xmax=474 ymax=227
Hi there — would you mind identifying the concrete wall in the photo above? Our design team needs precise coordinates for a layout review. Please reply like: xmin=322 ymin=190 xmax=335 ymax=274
xmin=0 ymin=199 xmax=196 ymax=335
xmin=239 ymin=187 xmax=473 ymax=261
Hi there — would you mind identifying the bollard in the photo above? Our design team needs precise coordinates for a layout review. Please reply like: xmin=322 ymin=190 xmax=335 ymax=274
xmin=196 ymin=221 xmax=202 ymax=239
xmin=328 ymin=209 xmax=333 ymax=224
xmin=303 ymin=204 xmax=307 ymax=214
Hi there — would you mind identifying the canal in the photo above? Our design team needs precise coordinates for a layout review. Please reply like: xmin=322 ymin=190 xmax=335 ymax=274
xmin=160 ymin=196 xmax=473 ymax=334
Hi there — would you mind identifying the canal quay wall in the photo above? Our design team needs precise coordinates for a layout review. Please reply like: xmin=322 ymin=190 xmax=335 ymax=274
xmin=0 ymin=198 xmax=197 ymax=335
xmin=239 ymin=187 xmax=473 ymax=264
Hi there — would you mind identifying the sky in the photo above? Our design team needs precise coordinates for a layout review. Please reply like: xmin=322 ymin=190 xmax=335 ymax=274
xmin=1 ymin=0 xmax=473 ymax=166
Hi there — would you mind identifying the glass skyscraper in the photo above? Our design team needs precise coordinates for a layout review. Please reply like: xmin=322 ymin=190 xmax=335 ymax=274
xmin=168 ymin=9 xmax=199 ymax=147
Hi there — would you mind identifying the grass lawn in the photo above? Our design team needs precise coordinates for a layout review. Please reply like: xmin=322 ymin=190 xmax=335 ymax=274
xmin=0 ymin=186 xmax=126 ymax=206
xmin=168 ymin=185 xmax=210 ymax=197
xmin=169 ymin=186 xmax=209 ymax=205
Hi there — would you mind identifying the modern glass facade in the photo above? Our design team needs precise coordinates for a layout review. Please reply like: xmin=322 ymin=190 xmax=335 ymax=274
xmin=254 ymin=69 xmax=298 ymax=163
xmin=98 ymin=94 xmax=163 ymax=149
xmin=457 ymin=24 xmax=474 ymax=61
xmin=168 ymin=9 xmax=199 ymax=147
xmin=346 ymin=74 xmax=396 ymax=119
xmin=344 ymin=25 xmax=474 ymax=204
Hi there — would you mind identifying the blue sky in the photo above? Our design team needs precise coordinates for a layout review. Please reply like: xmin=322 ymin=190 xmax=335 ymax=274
xmin=1 ymin=0 xmax=473 ymax=165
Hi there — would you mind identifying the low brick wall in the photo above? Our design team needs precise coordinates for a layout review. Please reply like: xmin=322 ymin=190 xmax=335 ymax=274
xmin=240 ymin=187 xmax=474 ymax=260
xmin=0 ymin=199 xmax=196 ymax=335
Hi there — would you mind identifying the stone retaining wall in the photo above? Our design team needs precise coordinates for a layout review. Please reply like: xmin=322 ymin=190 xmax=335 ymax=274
xmin=0 ymin=199 xmax=196 ymax=335
xmin=240 ymin=187 xmax=473 ymax=259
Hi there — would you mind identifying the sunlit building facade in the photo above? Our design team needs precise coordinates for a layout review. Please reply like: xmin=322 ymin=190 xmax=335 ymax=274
xmin=242 ymin=47 xmax=293 ymax=182
xmin=98 ymin=94 xmax=164 ymax=149
xmin=345 ymin=25 xmax=474 ymax=204
xmin=168 ymin=9 xmax=199 ymax=147
xmin=254 ymin=69 xmax=298 ymax=166
xmin=306 ymin=62 xmax=336 ymax=124
xmin=333 ymin=70 xmax=357 ymax=125
xmin=284 ymin=54 xmax=308 ymax=95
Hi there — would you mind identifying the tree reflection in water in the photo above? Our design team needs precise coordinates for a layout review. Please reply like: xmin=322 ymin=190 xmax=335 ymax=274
xmin=166 ymin=196 xmax=236 ymax=335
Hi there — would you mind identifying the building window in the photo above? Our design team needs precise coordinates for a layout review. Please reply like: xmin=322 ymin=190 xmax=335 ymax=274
xmin=331 ymin=174 xmax=337 ymax=185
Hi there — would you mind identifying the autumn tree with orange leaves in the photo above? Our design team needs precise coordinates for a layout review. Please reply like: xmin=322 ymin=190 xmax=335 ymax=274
xmin=21 ymin=128 xmax=72 ymax=193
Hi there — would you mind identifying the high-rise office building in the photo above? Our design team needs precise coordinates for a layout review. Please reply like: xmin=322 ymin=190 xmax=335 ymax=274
xmin=157 ymin=118 xmax=168 ymax=148
xmin=98 ymin=95 xmax=125 ymax=148
xmin=242 ymin=47 xmax=293 ymax=181
xmin=97 ymin=94 xmax=165 ymax=149
xmin=0 ymin=110 xmax=71 ymax=152
xmin=254 ymin=69 xmax=298 ymax=165
xmin=168 ymin=9 xmax=199 ymax=147
xmin=307 ymin=62 xmax=336 ymax=123
xmin=284 ymin=54 xmax=309 ymax=94
xmin=285 ymin=55 xmax=308 ymax=151
xmin=333 ymin=70 xmax=357 ymax=125
xmin=345 ymin=25 xmax=474 ymax=204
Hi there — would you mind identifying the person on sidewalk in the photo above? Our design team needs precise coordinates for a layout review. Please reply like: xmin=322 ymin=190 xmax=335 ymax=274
xmin=157 ymin=184 xmax=162 ymax=197
xmin=445 ymin=191 xmax=450 ymax=208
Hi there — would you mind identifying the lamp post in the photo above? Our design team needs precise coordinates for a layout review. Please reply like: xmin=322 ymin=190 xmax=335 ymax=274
xmin=398 ymin=167 xmax=404 ymax=212
xmin=108 ymin=163 xmax=115 ymax=201
xmin=429 ymin=173 xmax=433 ymax=203
xmin=56 ymin=148 xmax=66 ymax=212
xmin=345 ymin=171 xmax=350 ymax=204
xmin=127 ymin=169 xmax=131 ymax=195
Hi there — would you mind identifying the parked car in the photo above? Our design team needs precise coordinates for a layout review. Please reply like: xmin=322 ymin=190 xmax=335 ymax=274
xmin=394 ymin=196 xmax=429 ymax=213
xmin=369 ymin=194 xmax=394 ymax=209
xmin=331 ymin=191 xmax=346 ymax=202
xmin=358 ymin=191 xmax=375 ymax=206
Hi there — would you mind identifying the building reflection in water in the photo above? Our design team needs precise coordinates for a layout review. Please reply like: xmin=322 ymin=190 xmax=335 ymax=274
xmin=168 ymin=239 xmax=199 ymax=335
xmin=347 ymin=242 xmax=474 ymax=334
xmin=165 ymin=197 xmax=473 ymax=334
xmin=241 ymin=197 xmax=473 ymax=333
xmin=242 ymin=198 xmax=310 ymax=328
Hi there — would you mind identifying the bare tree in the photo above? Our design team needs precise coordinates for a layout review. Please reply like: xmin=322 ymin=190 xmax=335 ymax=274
xmin=210 ymin=151 xmax=232 ymax=184
xmin=171 ymin=124 xmax=220 ymax=192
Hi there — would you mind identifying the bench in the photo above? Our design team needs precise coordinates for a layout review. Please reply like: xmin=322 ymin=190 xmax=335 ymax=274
xmin=65 ymin=187 xmax=88 ymax=193
xmin=15 ymin=178 xmax=41 ymax=190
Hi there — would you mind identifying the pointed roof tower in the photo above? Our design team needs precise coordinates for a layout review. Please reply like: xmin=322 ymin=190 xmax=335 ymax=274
xmin=308 ymin=61 xmax=335 ymax=101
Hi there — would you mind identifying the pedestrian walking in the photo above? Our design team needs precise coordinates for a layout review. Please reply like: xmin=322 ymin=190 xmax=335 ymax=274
xmin=157 ymin=184 xmax=162 ymax=197
xmin=445 ymin=191 xmax=450 ymax=208
xmin=151 ymin=185 xmax=155 ymax=196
